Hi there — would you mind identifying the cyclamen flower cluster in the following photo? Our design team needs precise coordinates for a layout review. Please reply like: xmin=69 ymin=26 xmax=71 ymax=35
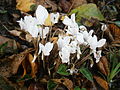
xmin=58 ymin=14 xmax=106 ymax=63
xmin=18 ymin=5 xmax=106 ymax=65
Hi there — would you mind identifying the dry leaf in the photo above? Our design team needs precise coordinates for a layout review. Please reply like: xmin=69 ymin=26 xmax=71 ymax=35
xmin=59 ymin=0 xmax=71 ymax=12
xmin=16 ymin=0 xmax=35 ymax=12
xmin=0 ymin=48 xmax=33 ymax=77
xmin=94 ymin=76 xmax=109 ymax=90
xmin=0 ymin=36 xmax=19 ymax=49
xmin=97 ymin=56 xmax=109 ymax=76
xmin=70 ymin=0 xmax=87 ymax=9
xmin=109 ymin=24 xmax=120 ymax=40
xmin=53 ymin=78 xmax=73 ymax=90
xmin=35 ymin=0 xmax=57 ymax=11
xmin=50 ymin=37 xmax=58 ymax=44
xmin=9 ymin=30 xmax=22 ymax=36
xmin=28 ymin=83 xmax=45 ymax=90
xmin=28 ymin=54 xmax=38 ymax=78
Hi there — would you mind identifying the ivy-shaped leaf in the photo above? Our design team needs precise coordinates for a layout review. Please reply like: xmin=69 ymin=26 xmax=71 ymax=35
xmin=69 ymin=3 xmax=105 ymax=22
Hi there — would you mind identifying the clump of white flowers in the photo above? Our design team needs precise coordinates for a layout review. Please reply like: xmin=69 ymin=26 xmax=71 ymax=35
xmin=18 ymin=5 xmax=106 ymax=74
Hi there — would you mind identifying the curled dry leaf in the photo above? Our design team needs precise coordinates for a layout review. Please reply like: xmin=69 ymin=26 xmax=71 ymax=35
xmin=28 ymin=53 xmax=38 ymax=78
xmin=21 ymin=53 xmax=38 ymax=78
xmin=94 ymin=76 xmax=109 ymax=90
xmin=52 ymin=78 xmax=73 ymax=90
xmin=97 ymin=56 xmax=109 ymax=76
xmin=0 ymin=48 xmax=33 ymax=77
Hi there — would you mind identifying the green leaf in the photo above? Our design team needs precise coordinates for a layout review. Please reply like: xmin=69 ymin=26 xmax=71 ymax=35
xmin=17 ymin=74 xmax=32 ymax=82
xmin=0 ymin=10 xmax=7 ymax=14
xmin=47 ymin=80 xmax=57 ymax=90
xmin=110 ymin=63 xmax=120 ymax=80
xmin=57 ymin=64 xmax=70 ymax=76
xmin=74 ymin=86 xmax=80 ymax=90
xmin=74 ymin=86 xmax=86 ymax=90
xmin=79 ymin=67 xmax=93 ymax=81
xmin=69 ymin=3 xmax=105 ymax=22
xmin=114 ymin=21 xmax=120 ymax=27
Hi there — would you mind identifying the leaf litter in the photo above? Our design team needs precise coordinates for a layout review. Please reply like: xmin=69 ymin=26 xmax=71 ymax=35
xmin=0 ymin=0 xmax=120 ymax=89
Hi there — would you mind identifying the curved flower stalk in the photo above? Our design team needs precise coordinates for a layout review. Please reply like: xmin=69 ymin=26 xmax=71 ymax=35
xmin=39 ymin=27 xmax=49 ymax=39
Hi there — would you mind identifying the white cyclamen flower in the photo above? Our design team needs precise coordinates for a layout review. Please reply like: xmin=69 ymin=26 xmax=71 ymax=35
xmin=50 ymin=12 xmax=59 ymax=24
xmin=35 ymin=5 xmax=48 ymax=25
xmin=88 ymin=35 xmax=106 ymax=52
xmin=57 ymin=35 xmax=71 ymax=50
xmin=39 ymin=27 xmax=49 ymax=38
xmin=38 ymin=42 xmax=53 ymax=56
xmin=63 ymin=14 xmax=78 ymax=28
xmin=82 ymin=30 xmax=93 ymax=45
xmin=59 ymin=46 xmax=71 ymax=63
xmin=17 ymin=15 xmax=39 ymax=37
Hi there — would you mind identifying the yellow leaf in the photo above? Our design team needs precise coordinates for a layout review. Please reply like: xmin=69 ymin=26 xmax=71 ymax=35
xmin=16 ymin=0 xmax=35 ymax=12
xmin=44 ymin=14 xmax=53 ymax=26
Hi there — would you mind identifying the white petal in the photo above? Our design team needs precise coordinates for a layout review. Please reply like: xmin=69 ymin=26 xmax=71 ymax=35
xmin=71 ymin=14 xmax=76 ymax=23
xmin=50 ymin=12 xmax=59 ymax=24
xmin=79 ymin=25 xmax=87 ymax=31
xmin=36 ymin=5 xmax=48 ymax=25
xmin=76 ymin=33 xmax=84 ymax=44
xmin=63 ymin=16 xmax=72 ymax=26
xmin=38 ymin=43 xmax=44 ymax=55
xmin=97 ymin=39 xmax=106 ymax=47
xmin=43 ymin=42 xmax=53 ymax=56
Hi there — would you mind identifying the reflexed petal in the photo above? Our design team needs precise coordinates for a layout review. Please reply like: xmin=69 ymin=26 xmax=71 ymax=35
xmin=63 ymin=16 xmax=72 ymax=26
xmin=43 ymin=42 xmax=53 ymax=56
xmin=36 ymin=5 xmax=48 ymax=25
xmin=97 ymin=39 xmax=106 ymax=47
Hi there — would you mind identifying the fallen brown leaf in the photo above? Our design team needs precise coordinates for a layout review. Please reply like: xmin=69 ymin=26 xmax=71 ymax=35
xmin=28 ymin=53 xmax=38 ymax=78
xmin=16 ymin=0 xmax=35 ymax=12
xmin=59 ymin=0 xmax=71 ymax=12
xmin=94 ymin=76 xmax=109 ymax=90
xmin=97 ymin=56 xmax=109 ymax=76
xmin=0 ymin=48 xmax=33 ymax=77
xmin=28 ymin=83 xmax=45 ymax=90
xmin=109 ymin=24 xmax=120 ymax=41
xmin=53 ymin=78 xmax=73 ymax=90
